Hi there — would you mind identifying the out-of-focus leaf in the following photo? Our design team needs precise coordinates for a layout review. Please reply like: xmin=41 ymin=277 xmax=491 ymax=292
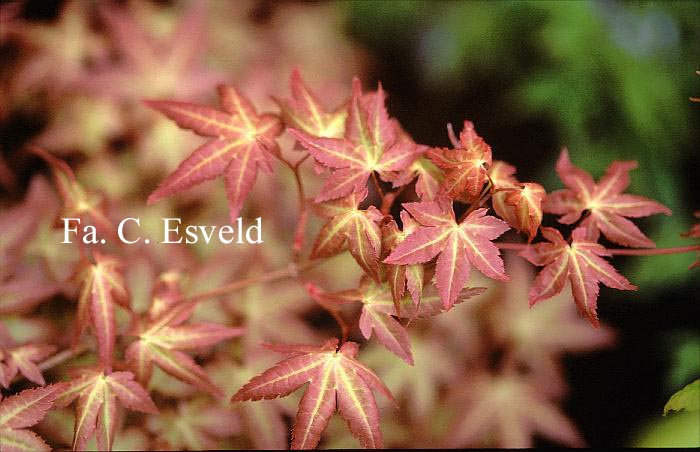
xmin=664 ymin=379 xmax=699 ymax=416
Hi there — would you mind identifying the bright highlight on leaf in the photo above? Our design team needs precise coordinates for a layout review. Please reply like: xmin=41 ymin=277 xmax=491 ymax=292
xmin=275 ymin=68 xmax=348 ymax=138
xmin=664 ymin=379 xmax=700 ymax=415
xmin=520 ymin=227 xmax=637 ymax=327
xmin=231 ymin=338 xmax=394 ymax=449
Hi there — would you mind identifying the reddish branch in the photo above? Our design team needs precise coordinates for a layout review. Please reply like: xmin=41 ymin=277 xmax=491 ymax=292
xmin=497 ymin=242 xmax=700 ymax=256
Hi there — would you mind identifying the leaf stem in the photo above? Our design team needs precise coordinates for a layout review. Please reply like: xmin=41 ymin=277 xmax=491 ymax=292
xmin=279 ymin=152 xmax=310 ymax=263
xmin=380 ymin=185 xmax=407 ymax=215
xmin=371 ymin=172 xmax=385 ymax=199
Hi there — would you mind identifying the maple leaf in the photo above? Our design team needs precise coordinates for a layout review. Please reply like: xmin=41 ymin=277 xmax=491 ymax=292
xmin=231 ymin=338 xmax=395 ymax=449
xmin=0 ymin=385 xmax=61 ymax=452
xmin=489 ymin=160 xmax=547 ymax=241
xmin=30 ymin=147 xmax=115 ymax=241
xmin=310 ymin=189 xmax=384 ymax=282
xmin=382 ymin=211 xmax=425 ymax=311
xmin=488 ymin=254 xmax=614 ymax=395
xmin=427 ymin=121 xmax=492 ymax=202
xmin=75 ymin=253 xmax=129 ymax=371
xmin=0 ymin=344 xmax=56 ymax=388
xmin=84 ymin=2 xmax=223 ymax=100
xmin=520 ymin=227 xmax=637 ymax=327
xmin=144 ymin=85 xmax=283 ymax=222
xmin=146 ymin=398 xmax=241 ymax=450
xmin=54 ymin=369 xmax=157 ymax=451
xmin=384 ymin=198 xmax=510 ymax=309
xmin=0 ymin=177 xmax=67 ymax=314
xmin=9 ymin=1 xmax=105 ymax=92
xmin=208 ymin=359 xmax=292 ymax=450
xmin=544 ymin=148 xmax=671 ymax=247
xmin=444 ymin=371 xmax=583 ymax=447
xmin=664 ymin=379 xmax=700 ymax=415
xmin=290 ymin=77 xmax=421 ymax=202
xmin=0 ymin=176 xmax=57 ymax=276
xmin=125 ymin=294 xmax=243 ymax=397
xmin=317 ymin=279 xmax=485 ymax=364
xmin=275 ymin=68 xmax=347 ymax=138
xmin=362 ymin=337 xmax=460 ymax=422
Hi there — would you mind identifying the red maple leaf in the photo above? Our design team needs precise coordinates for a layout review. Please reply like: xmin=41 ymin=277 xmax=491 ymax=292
xmin=275 ymin=68 xmax=347 ymax=138
xmin=427 ymin=121 xmax=492 ymax=202
xmin=544 ymin=148 xmax=671 ymax=247
xmin=316 ymin=279 xmax=485 ymax=365
xmin=445 ymin=371 xmax=583 ymax=448
xmin=0 ymin=344 xmax=56 ymax=388
xmin=489 ymin=160 xmax=546 ymax=241
xmin=520 ymin=227 xmax=637 ymax=327
xmin=0 ymin=385 xmax=62 ymax=452
xmin=384 ymin=198 xmax=509 ymax=310
xmin=144 ymin=85 xmax=283 ymax=222
xmin=146 ymin=398 xmax=241 ymax=450
xmin=55 ymin=369 xmax=158 ymax=451
xmin=382 ymin=210 xmax=426 ymax=311
xmin=125 ymin=289 xmax=243 ymax=397
xmin=231 ymin=338 xmax=395 ymax=449
xmin=75 ymin=253 xmax=130 ymax=372
xmin=31 ymin=147 xmax=115 ymax=241
xmin=310 ymin=189 xmax=384 ymax=282
xmin=488 ymin=254 xmax=615 ymax=395
xmin=290 ymin=77 xmax=420 ymax=202
xmin=84 ymin=2 xmax=223 ymax=100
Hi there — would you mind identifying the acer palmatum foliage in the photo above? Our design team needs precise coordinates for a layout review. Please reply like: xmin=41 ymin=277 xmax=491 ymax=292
xmin=0 ymin=385 xmax=61 ymax=452
xmin=143 ymin=86 xmax=283 ymax=223
xmin=1 ymin=54 xmax=696 ymax=449
xmin=231 ymin=339 xmax=394 ymax=449
xmin=545 ymin=148 xmax=671 ymax=248
xmin=520 ymin=227 xmax=637 ymax=327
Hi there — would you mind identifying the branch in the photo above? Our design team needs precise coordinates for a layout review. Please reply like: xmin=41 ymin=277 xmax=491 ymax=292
xmin=496 ymin=242 xmax=700 ymax=256
xmin=604 ymin=244 xmax=700 ymax=256
xmin=184 ymin=259 xmax=321 ymax=304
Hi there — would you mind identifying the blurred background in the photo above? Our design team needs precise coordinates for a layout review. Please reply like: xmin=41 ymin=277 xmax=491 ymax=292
xmin=1 ymin=0 xmax=698 ymax=447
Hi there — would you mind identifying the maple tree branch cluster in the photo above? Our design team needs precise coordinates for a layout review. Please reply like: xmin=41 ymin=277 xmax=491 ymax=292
xmin=3 ymin=69 xmax=698 ymax=451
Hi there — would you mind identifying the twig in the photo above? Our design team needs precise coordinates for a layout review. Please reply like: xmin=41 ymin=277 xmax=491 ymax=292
xmin=496 ymin=242 xmax=700 ymax=256
xmin=185 ymin=259 xmax=321 ymax=304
